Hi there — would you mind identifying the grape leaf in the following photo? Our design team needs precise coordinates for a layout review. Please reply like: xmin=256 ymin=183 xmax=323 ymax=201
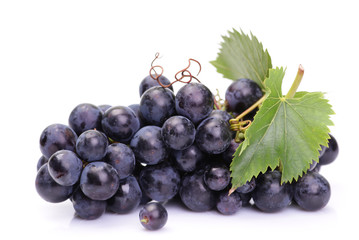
xmin=210 ymin=28 xmax=272 ymax=89
xmin=230 ymin=67 xmax=335 ymax=188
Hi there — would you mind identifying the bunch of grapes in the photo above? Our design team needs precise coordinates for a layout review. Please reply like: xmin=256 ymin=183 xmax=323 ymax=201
xmin=35 ymin=63 xmax=339 ymax=230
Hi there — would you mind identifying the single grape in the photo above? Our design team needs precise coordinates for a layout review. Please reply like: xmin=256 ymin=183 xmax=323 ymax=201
xmin=71 ymin=187 xmax=107 ymax=220
xmin=35 ymin=164 xmax=73 ymax=203
xmin=37 ymin=156 xmax=48 ymax=171
xmin=39 ymin=123 xmax=78 ymax=159
xmin=68 ymin=103 xmax=103 ymax=135
xmin=139 ymin=162 xmax=181 ymax=202
xmin=47 ymin=150 xmax=83 ymax=186
xmin=101 ymin=106 xmax=140 ymax=143
xmin=252 ymin=170 xmax=293 ymax=212
xmin=139 ymin=75 xmax=173 ymax=96
xmin=235 ymin=177 xmax=256 ymax=194
xmin=80 ymin=162 xmax=120 ymax=201
xmin=105 ymin=143 xmax=135 ymax=179
xmin=319 ymin=134 xmax=339 ymax=165
xmin=294 ymin=172 xmax=331 ymax=211
xmin=76 ymin=130 xmax=108 ymax=162
xmin=216 ymin=191 xmax=242 ymax=215
xmin=107 ymin=175 xmax=142 ymax=214
xmin=195 ymin=117 xmax=232 ymax=154
xmin=204 ymin=164 xmax=231 ymax=191
xmin=175 ymin=83 xmax=214 ymax=125
xmin=130 ymin=126 xmax=168 ymax=165
xmin=139 ymin=202 xmax=168 ymax=230
xmin=179 ymin=170 xmax=216 ymax=212
xmin=171 ymin=144 xmax=204 ymax=172
xmin=161 ymin=116 xmax=196 ymax=151
xmin=139 ymin=86 xmax=176 ymax=126
xmin=225 ymin=78 xmax=263 ymax=114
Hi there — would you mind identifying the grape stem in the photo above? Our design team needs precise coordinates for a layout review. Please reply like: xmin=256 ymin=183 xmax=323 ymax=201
xmin=213 ymin=89 xmax=224 ymax=110
xmin=213 ymin=97 xmax=222 ymax=110
xmin=140 ymin=217 xmax=149 ymax=224
xmin=286 ymin=65 xmax=304 ymax=99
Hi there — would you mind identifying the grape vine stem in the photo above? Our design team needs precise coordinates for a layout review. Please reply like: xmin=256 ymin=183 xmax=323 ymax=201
xmin=286 ymin=64 xmax=304 ymax=99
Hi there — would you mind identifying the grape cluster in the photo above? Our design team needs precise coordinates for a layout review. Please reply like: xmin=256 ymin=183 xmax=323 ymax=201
xmin=35 ymin=75 xmax=339 ymax=230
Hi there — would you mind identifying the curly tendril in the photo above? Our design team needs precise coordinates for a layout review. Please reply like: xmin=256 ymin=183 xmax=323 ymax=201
xmin=149 ymin=53 xmax=201 ymax=88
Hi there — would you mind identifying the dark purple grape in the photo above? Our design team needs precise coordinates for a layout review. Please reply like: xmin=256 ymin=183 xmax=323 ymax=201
xmin=179 ymin=170 xmax=216 ymax=212
xmin=161 ymin=116 xmax=196 ymax=150
xmin=140 ymin=86 xmax=176 ymax=126
xmin=204 ymin=164 xmax=231 ymax=191
xmin=225 ymin=78 xmax=263 ymax=114
xmin=101 ymin=106 xmax=140 ymax=143
xmin=105 ymin=143 xmax=135 ymax=179
xmin=71 ymin=188 xmax=107 ymax=220
xmin=139 ymin=75 xmax=173 ymax=97
xmin=107 ymin=176 xmax=142 ymax=214
xmin=39 ymin=124 xmax=78 ymax=159
xmin=139 ymin=202 xmax=168 ymax=230
xmin=80 ymin=162 xmax=120 ymax=201
xmin=294 ymin=172 xmax=330 ymax=211
xmin=252 ymin=170 xmax=293 ymax=213
xmin=48 ymin=150 xmax=83 ymax=186
xmin=175 ymin=83 xmax=214 ymax=125
xmin=130 ymin=126 xmax=168 ymax=165
xmin=37 ymin=156 xmax=48 ymax=171
xmin=98 ymin=104 xmax=112 ymax=114
xmin=68 ymin=103 xmax=103 ymax=135
xmin=76 ymin=130 xmax=108 ymax=162
xmin=235 ymin=177 xmax=256 ymax=194
xmin=171 ymin=144 xmax=205 ymax=172
xmin=139 ymin=162 xmax=181 ymax=202
xmin=35 ymin=164 xmax=73 ymax=203
xmin=195 ymin=117 xmax=232 ymax=154
xmin=319 ymin=134 xmax=339 ymax=165
xmin=216 ymin=191 xmax=242 ymax=215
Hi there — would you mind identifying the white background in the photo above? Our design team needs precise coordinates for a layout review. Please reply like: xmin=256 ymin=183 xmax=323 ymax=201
xmin=0 ymin=0 xmax=357 ymax=239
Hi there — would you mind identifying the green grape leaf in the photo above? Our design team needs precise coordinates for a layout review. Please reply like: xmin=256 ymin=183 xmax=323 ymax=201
xmin=210 ymin=28 xmax=272 ymax=89
xmin=230 ymin=67 xmax=335 ymax=188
